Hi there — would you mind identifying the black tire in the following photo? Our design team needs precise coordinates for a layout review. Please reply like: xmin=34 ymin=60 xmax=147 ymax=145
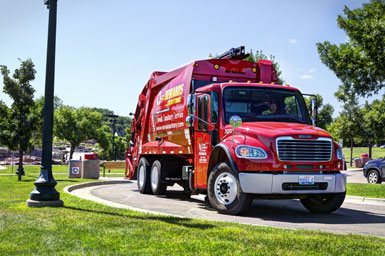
xmin=367 ymin=169 xmax=382 ymax=184
xmin=300 ymin=192 xmax=346 ymax=214
xmin=207 ymin=162 xmax=252 ymax=215
xmin=150 ymin=160 xmax=167 ymax=195
xmin=137 ymin=157 xmax=151 ymax=194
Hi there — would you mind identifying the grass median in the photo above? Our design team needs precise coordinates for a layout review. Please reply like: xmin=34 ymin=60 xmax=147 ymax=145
xmin=0 ymin=166 xmax=385 ymax=255
xmin=347 ymin=183 xmax=385 ymax=199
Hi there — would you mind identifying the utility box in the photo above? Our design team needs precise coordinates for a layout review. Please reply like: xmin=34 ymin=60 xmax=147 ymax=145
xmin=82 ymin=159 xmax=100 ymax=179
xmin=69 ymin=160 xmax=82 ymax=178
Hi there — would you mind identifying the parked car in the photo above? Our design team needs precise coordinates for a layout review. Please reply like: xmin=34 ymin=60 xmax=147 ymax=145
xmin=363 ymin=158 xmax=385 ymax=184
xmin=380 ymin=145 xmax=385 ymax=149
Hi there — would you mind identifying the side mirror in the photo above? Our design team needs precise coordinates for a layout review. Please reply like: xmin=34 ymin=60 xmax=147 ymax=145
xmin=186 ymin=115 xmax=193 ymax=127
xmin=310 ymin=98 xmax=317 ymax=126
xmin=230 ymin=115 xmax=242 ymax=128
xmin=229 ymin=115 xmax=242 ymax=141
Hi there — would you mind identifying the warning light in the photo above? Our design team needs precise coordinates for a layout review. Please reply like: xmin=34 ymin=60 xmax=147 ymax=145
xmin=214 ymin=64 xmax=220 ymax=70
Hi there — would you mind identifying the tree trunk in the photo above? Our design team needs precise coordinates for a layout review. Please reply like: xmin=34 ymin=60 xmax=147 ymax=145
xmin=69 ymin=145 xmax=75 ymax=160
xmin=350 ymin=137 xmax=353 ymax=167
xmin=17 ymin=149 xmax=24 ymax=181
xmin=368 ymin=143 xmax=373 ymax=159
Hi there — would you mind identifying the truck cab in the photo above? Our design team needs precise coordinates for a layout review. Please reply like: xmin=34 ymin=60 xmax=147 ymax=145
xmin=188 ymin=83 xmax=346 ymax=214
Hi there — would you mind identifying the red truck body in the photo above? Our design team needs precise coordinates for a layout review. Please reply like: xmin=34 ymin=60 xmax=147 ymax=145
xmin=126 ymin=48 xmax=346 ymax=214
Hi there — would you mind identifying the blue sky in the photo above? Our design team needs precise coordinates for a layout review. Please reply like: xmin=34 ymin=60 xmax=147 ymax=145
xmin=0 ymin=0 xmax=370 ymax=117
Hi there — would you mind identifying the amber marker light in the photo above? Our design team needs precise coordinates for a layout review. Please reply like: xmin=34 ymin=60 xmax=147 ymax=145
xmin=214 ymin=64 xmax=220 ymax=70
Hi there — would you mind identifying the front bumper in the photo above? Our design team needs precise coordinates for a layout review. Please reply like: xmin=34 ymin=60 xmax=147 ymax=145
xmin=239 ymin=172 xmax=346 ymax=194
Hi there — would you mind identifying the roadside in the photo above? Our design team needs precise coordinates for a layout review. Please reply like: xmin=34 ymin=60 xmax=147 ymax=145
xmin=66 ymin=180 xmax=385 ymax=237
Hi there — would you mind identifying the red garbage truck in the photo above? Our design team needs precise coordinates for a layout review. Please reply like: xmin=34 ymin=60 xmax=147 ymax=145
xmin=126 ymin=46 xmax=346 ymax=215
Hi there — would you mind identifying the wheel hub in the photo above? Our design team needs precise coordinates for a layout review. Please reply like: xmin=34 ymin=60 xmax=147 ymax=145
xmin=215 ymin=172 xmax=237 ymax=205
xmin=368 ymin=172 xmax=378 ymax=183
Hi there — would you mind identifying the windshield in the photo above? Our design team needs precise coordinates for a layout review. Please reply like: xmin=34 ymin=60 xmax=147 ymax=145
xmin=223 ymin=87 xmax=311 ymax=124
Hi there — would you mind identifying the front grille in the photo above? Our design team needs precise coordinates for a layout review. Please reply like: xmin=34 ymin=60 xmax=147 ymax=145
xmin=282 ymin=182 xmax=328 ymax=191
xmin=277 ymin=138 xmax=332 ymax=162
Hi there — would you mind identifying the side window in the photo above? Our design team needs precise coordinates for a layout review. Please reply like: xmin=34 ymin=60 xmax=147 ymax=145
xmin=197 ymin=95 xmax=210 ymax=131
xmin=210 ymin=91 xmax=218 ymax=123
xmin=284 ymin=96 xmax=303 ymax=118
xmin=203 ymin=95 xmax=209 ymax=130
xmin=198 ymin=97 xmax=203 ymax=131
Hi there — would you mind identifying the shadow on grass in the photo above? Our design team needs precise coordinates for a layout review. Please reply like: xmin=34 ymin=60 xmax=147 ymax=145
xmin=63 ymin=205 xmax=215 ymax=230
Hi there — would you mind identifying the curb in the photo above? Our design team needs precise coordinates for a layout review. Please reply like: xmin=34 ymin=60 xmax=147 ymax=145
xmin=65 ymin=180 xmax=385 ymax=208
xmin=64 ymin=180 xmax=131 ymax=193
xmin=345 ymin=196 xmax=385 ymax=206
xmin=63 ymin=180 xmax=185 ymax=218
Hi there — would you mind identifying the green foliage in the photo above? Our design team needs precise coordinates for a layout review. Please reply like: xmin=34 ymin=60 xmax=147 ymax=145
xmin=0 ymin=59 xmax=37 ymax=174
xmin=0 ymin=101 xmax=10 ymax=146
xmin=31 ymin=96 xmax=63 ymax=147
xmin=317 ymin=0 xmax=385 ymax=97
xmin=360 ymin=97 xmax=385 ymax=146
xmin=54 ymin=106 xmax=103 ymax=159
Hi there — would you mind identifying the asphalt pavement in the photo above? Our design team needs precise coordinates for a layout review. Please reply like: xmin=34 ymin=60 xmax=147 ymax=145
xmin=67 ymin=176 xmax=385 ymax=238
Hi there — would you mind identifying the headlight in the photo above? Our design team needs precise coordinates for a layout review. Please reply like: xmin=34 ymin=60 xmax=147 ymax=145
xmin=235 ymin=145 xmax=267 ymax=159
xmin=336 ymin=147 xmax=344 ymax=160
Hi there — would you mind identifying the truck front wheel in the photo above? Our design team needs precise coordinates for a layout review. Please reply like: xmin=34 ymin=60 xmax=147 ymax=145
xmin=300 ymin=192 xmax=346 ymax=214
xmin=137 ymin=157 xmax=151 ymax=194
xmin=150 ymin=160 xmax=167 ymax=195
xmin=208 ymin=162 xmax=252 ymax=215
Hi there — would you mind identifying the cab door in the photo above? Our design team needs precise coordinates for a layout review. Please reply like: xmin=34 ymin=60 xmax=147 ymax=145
xmin=193 ymin=92 xmax=218 ymax=189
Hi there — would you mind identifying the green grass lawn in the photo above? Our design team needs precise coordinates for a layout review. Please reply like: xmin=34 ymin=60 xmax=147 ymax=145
xmin=0 ymin=166 xmax=384 ymax=255
xmin=0 ymin=164 xmax=125 ymax=177
xmin=347 ymin=183 xmax=385 ymax=199
xmin=343 ymin=147 xmax=385 ymax=161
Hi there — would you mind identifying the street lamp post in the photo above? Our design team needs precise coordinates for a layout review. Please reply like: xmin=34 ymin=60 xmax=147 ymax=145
xmin=27 ymin=0 xmax=63 ymax=207
xmin=107 ymin=114 xmax=118 ymax=161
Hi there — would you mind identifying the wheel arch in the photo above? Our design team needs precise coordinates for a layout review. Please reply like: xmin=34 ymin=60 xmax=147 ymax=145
xmin=365 ymin=167 xmax=381 ymax=178
xmin=208 ymin=143 xmax=238 ymax=178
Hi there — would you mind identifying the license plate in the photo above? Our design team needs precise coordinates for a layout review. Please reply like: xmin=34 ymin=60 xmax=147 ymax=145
xmin=299 ymin=176 xmax=314 ymax=185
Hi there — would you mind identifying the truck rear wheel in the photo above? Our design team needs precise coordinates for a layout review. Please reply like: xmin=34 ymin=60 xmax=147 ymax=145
xmin=150 ymin=160 xmax=167 ymax=195
xmin=300 ymin=192 xmax=346 ymax=214
xmin=208 ymin=162 xmax=252 ymax=215
xmin=137 ymin=157 xmax=151 ymax=194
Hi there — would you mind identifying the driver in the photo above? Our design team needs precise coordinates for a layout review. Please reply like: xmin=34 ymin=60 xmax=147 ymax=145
xmin=262 ymin=102 xmax=278 ymax=115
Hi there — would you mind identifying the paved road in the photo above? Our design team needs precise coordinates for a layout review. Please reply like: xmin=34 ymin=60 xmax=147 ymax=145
xmin=72 ymin=181 xmax=385 ymax=237
xmin=343 ymin=169 xmax=367 ymax=183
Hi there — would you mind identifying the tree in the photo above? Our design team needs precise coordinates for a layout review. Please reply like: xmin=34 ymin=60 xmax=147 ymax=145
xmin=1 ymin=59 xmax=37 ymax=179
xmin=94 ymin=124 xmax=112 ymax=160
xmin=329 ymin=89 xmax=363 ymax=166
xmin=0 ymin=101 xmax=10 ymax=146
xmin=31 ymin=96 xmax=63 ymax=148
xmin=360 ymin=97 xmax=385 ymax=157
xmin=317 ymin=0 xmax=385 ymax=97
xmin=54 ymin=106 xmax=102 ymax=159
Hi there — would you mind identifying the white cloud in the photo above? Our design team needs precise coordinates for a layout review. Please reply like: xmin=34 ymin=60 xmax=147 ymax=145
xmin=308 ymin=68 xmax=315 ymax=73
xmin=289 ymin=38 xmax=297 ymax=44
xmin=300 ymin=74 xmax=313 ymax=80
